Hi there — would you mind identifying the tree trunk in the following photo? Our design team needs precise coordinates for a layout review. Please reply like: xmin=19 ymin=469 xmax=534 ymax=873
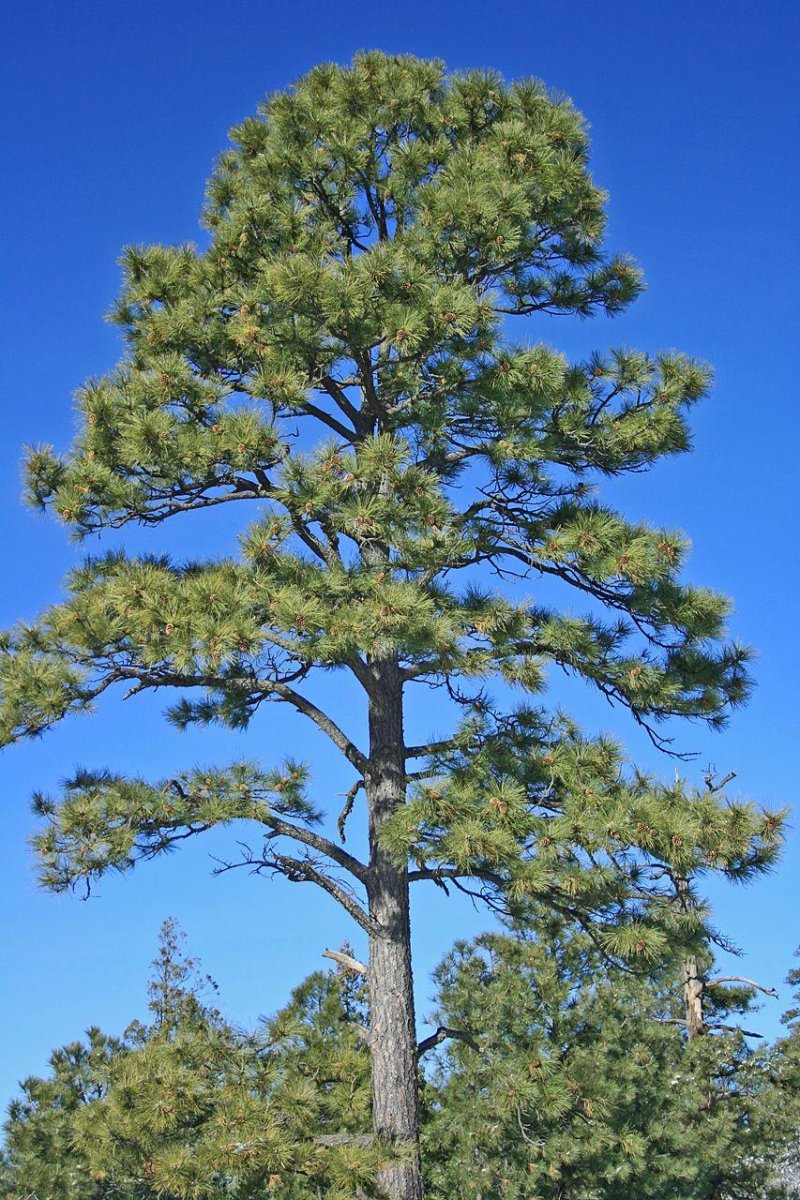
xmin=683 ymin=956 xmax=705 ymax=1040
xmin=366 ymin=658 xmax=423 ymax=1200
xmin=677 ymin=878 xmax=705 ymax=1041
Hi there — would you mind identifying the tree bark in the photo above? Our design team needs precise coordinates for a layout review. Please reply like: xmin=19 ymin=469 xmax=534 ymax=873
xmin=683 ymin=955 xmax=705 ymax=1040
xmin=366 ymin=656 xmax=423 ymax=1200
xmin=677 ymin=878 xmax=705 ymax=1041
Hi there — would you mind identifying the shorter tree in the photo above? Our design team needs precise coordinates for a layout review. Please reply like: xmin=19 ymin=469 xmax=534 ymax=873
xmin=763 ymin=951 xmax=800 ymax=1197
xmin=3 ymin=918 xmax=795 ymax=1200
xmin=0 ymin=1029 xmax=126 ymax=1200
xmin=1 ymin=923 xmax=375 ymax=1200
xmin=423 ymin=912 xmax=782 ymax=1200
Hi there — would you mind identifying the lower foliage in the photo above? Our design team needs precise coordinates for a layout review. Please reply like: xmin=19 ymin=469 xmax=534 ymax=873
xmin=3 ymin=920 xmax=800 ymax=1199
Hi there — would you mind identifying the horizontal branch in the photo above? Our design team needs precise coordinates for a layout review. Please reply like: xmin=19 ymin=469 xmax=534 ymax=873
xmin=407 ymin=866 xmax=505 ymax=887
xmin=711 ymin=1023 xmax=765 ymax=1039
xmin=314 ymin=1133 xmax=376 ymax=1148
xmin=404 ymin=738 xmax=457 ymax=761
xmin=654 ymin=1016 xmax=765 ymax=1039
xmin=78 ymin=483 xmax=273 ymax=531
xmin=417 ymin=1026 xmax=480 ymax=1057
xmin=707 ymin=976 xmax=778 ymax=999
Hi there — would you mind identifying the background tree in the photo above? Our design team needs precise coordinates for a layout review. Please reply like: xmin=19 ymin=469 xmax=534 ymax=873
xmin=76 ymin=960 xmax=375 ymax=1197
xmin=4 ymin=919 xmax=792 ymax=1200
xmin=0 ymin=52 xmax=783 ymax=1198
xmin=424 ymin=913 xmax=782 ymax=1200
xmin=0 ymin=1028 xmax=127 ymax=1200
xmin=761 ymin=951 xmax=800 ymax=1197
xmin=1 ymin=923 xmax=375 ymax=1200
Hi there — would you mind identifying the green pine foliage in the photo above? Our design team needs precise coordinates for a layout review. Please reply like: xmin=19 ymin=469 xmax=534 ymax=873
xmin=1 ymin=923 xmax=376 ymax=1200
xmin=0 ymin=51 xmax=780 ymax=946
xmin=423 ymin=915 xmax=782 ymax=1200
xmin=77 ymin=932 xmax=377 ymax=1199
xmin=3 ymin=919 xmax=792 ymax=1200
xmin=0 ymin=1029 xmax=129 ymax=1200
xmin=761 ymin=952 xmax=800 ymax=1195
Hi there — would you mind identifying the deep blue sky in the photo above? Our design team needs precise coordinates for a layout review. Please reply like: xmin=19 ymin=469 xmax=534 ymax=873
xmin=1 ymin=0 xmax=797 ymax=1106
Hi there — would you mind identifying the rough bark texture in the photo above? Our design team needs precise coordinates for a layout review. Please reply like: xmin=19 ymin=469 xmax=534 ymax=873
xmin=683 ymin=956 xmax=705 ymax=1040
xmin=366 ymin=656 xmax=423 ymax=1200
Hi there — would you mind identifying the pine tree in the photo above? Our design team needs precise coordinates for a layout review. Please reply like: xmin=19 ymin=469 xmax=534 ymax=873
xmin=2 ymin=918 xmax=790 ymax=1199
xmin=0 ymin=920 xmax=219 ymax=1200
xmin=0 ymin=1029 xmax=129 ymax=1200
xmin=102 ymin=921 xmax=374 ymax=1198
xmin=424 ymin=914 xmax=781 ymax=1199
xmin=1 ymin=923 xmax=375 ymax=1199
xmin=763 ymin=950 xmax=800 ymax=1196
xmin=0 ymin=53 xmax=783 ymax=1198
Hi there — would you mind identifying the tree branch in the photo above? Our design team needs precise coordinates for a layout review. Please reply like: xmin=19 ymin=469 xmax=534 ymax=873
xmin=319 ymin=375 xmax=363 ymax=429
xmin=261 ymin=813 xmax=369 ymax=883
xmin=256 ymin=681 xmax=369 ymax=774
xmin=337 ymin=778 xmax=364 ymax=842
xmin=322 ymin=947 xmax=368 ymax=974
xmin=707 ymin=976 xmax=778 ymax=999
xmin=404 ymin=738 xmax=458 ymax=762
xmin=407 ymin=866 xmax=505 ymax=887
xmin=108 ymin=665 xmax=369 ymax=774
xmin=314 ymin=1134 xmax=376 ymax=1148
xmin=297 ymin=400 xmax=355 ymax=441
xmin=214 ymin=847 xmax=377 ymax=936
xmin=417 ymin=1026 xmax=480 ymax=1057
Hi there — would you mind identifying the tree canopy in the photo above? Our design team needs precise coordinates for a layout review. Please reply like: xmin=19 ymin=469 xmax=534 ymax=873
xmin=3 ymin=921 xmax=796 ymax=1200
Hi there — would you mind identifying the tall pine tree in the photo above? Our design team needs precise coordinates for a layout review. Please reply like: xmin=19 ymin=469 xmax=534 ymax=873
xmin=0 ymin=53 xmax=782 ymax=1198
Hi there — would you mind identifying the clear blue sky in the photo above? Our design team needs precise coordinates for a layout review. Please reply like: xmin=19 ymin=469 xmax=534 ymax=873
xmin=1 ymin=0 xmax=797 ymax=1105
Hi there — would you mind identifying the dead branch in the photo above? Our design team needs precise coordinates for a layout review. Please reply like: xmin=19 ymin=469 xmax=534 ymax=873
xmin=707 ymin=975 xmax=778 ymax=998
xmin=337 ymin=779 xmax=364 ymax=843
xmin=323 ymin=947 xmax=368 ymax=975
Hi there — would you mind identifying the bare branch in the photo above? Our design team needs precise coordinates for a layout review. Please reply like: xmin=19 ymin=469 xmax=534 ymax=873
xmin=323 ymin=947 xmax=368 ymax=974
xmin=654 ymin=1016 xmax=765 ymax=1039
xmin=286 ymin=513 xmax=343 ymax=569
xmin=296 ymin=400 xmax=355 ymax=441
xmin=223 ymin=848 xmax=378 ymax=936
xmin=261 ymin=813 xmax=369 ymax=883
xmin=417 ymin=1026 xmax=480 ymax=1057
xmin=704 ymin=769 xmax=737 ymax=794
xmin=708 ymin=1023 xmax=765 ymax=1039
xmin=707 ymin=976 xmax=778 ymax=999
